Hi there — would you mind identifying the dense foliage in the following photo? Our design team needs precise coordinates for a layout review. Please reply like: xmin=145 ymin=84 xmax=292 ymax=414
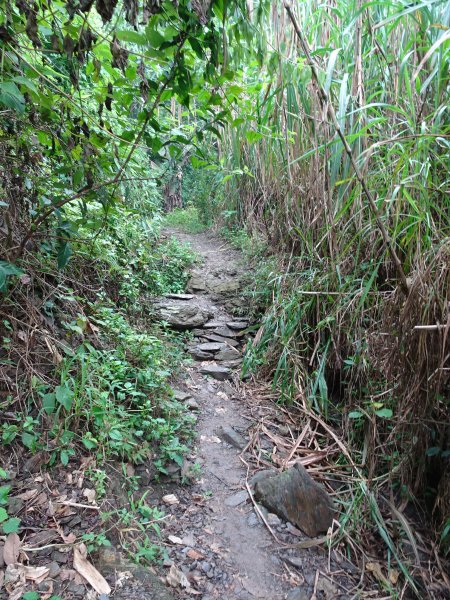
xmin=0 ymin=0 xmax=449 ymax=594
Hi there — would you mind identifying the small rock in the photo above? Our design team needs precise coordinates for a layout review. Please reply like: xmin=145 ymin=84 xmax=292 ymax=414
xmin=267 ymin=512 xmax=281 ymax=526
xmin=215 ymin=347 xmax=241 ymax=361
xmin=186 ymin=399 xmax=200 ymax=411
xmin=287 ymin=588 xmax=311 ymax=600
xmin=224 ymin=490 xmax=248 ymax=507
xmin=172 ymin=389 xmax=192 ymax=401
xmin=200 ymin=365 xmax=231 ymax=381
xmin=47 ymin=561 xmax=61 ymax=578
xmin=253 ymin=463 xmax=334 ymax=537
xmin=51 ymin=550 xmax=69 ymax=564
xmin=247 ymin=512 xmax=260 ymax=527
xmin=283 ymin=555 xmax=303 ymax=569
xmin=201 ymin=561 xmax=211 ymax=574
xmin=7 ymin=497 xmax=23 ymax=515
xmin=226 ymin=321 xmax=249 ymax=330
xmin=218 ymin=425 xmax=246 ymax=449
xmin=68 ymin=582 xmax=86 ymax=596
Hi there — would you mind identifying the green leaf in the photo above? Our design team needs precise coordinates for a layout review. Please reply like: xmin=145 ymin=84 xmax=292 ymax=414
xmin=244 ymin=130 xmax=263 ymax=143
xmin=22 ymin=592 xmax=40 ymax=600
xmin=55 ymin=384 xmax=74 ymax=410
xmin=116 ymin=30 xmax=147 ymax=45
xmin=21 ymin=432 xmax=36 ymax=450
xmin=3 ymin=516 xmax=20 ymax=534
xmin=145 ymin=27 xmax=165 ymax=48
xmin=12 ymin=76 xmax=39 ymax=94
xmin=0 ymin=261 xmax=24 ymax=292
xmin=348 ymin=410 xmax=363 ymax=419
xmin=0 ymin=507 xmax=8 ymax=522
xmin=41 ymin=392 xmax=56 ymax=414
xmin=0 ymin=82 xmax=25 ymax=113
xmin=374 ymin=408 xmax=393 ymax=419
xmin=57 ymin=242 xmax=72 ymax=269
xmin=109 ymin=429 xmax=123 ymax=441
xmin=60 ymin=449 xmax=70 ymax=466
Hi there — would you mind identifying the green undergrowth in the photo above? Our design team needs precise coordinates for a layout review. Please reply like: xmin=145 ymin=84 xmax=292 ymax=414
xmin=163 ymin=206 xmax=208 ymax=234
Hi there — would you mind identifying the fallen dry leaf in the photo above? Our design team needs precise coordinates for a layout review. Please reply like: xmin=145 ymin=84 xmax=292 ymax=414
xmin=0 ymin=570 xmax=4 ymax=589
xmin=187 ymin=549 xmax=204 ymax=560
xmin=3 ymin=534 xmax=21 ymax=566
xmin=162 ymin=494 xmax=179 ymax=505
xmin=23 ymin=565 xmax=50 ymax=582
xmin=16 ymin=489 xmax=38 ymax=502
xmin=73 ymin=543 xmax=111 ymax=595
xmin=389 ymin=569 xmax=400 ymax=585
xmin=166 ymin=564 xmax=190 ymax=589
xmin=168 ymin=535 xmax=183 ymax=545
xmin=83 ymin=488 xmax=96 ymax=504
xmin=366 ymin=561 xmax=389 ymax=586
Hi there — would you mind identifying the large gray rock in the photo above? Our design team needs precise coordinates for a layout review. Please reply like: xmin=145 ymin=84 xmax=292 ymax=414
xmin=200 ymin=364 xmax=231 ymax=380
xmin=253 ymin=463 xmax=334 ymax=537
xmin=152 ymin=300 xmax=212 ymax=329
xmin=215 ymin=347 xmax=241 ymax=361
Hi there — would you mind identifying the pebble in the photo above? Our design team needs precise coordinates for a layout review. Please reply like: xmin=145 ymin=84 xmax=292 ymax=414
xmin=51 ymin=550 xmax=69 ymax=564
xmin=287 ymin=588 xmax=312 ymax=600
xmin=47 ymin=561 xmax=61 ymax=578
xmin=247 ymin=512 xmax=260 ymax=527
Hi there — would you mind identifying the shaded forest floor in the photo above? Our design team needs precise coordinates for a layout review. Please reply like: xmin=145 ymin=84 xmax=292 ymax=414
xmin=1 ymin=227 xmax=448 ymax=600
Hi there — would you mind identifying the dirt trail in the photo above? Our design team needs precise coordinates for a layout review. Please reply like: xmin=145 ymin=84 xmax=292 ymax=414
xmin=145 ymin=229 xmax=356 ymax=600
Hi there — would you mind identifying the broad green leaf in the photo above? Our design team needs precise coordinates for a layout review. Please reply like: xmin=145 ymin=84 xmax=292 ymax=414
xmin=57 ymin=242 xmax=72 ymax=269
xmin=348 ymin=410 xmax=363 ymax=419
xmin=55 ymin=384 xmax=74 ymax=410
xmin=0 ymin=507 xmax=8 ymax=522
xmin=0 ymin=82 xmax=25 ymax=113
xmin=3 ymin=516 xmax=20 ymax=534
xmin=116 ymin=30 xmax=147 ymax=45
xmin=41 ymin=393 xmax=56 ymax=415
xmin=375 ymin=408 xmax=393 ymax=419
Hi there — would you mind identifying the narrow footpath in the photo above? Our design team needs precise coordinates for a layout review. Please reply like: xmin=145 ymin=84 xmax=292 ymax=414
xmin=142 ymin=229 xmax=357 ymax=600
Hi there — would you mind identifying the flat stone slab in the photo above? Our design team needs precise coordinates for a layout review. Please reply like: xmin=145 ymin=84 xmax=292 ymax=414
xmin=211 ymin=280 xmax=240 ymax=293
xmin=164 ymin=293 xmax=194 ymax=300
xmin=199 ymin=333 xmax=239 ymax=347
xmin=153 ymin=300 xmax=212 ymax=330
xmin=200 ymin=364 xmax=232 ymax=381
xmin=203 ymin=320 xmax=227 ymax=328
xmin=189 ymin=348 xmax=214 ymax=360
xmin=227 ymin=321 xmax=249 ymax=330
xmin=213 ymin=326 xmax=238 ymax=338
xmin=224 ymin=489 xmax=248 ymax=507
xmin=215 ymin=347 xmax=241 ymax=361
xmin=253 ymin=463 xmax=334 ymax=537
xmin=196 ymin=342 xmax=223 ymax=353
xmin=171 ymin=389 xmax=192 ymax=401
xmin=218 ymin=425 xmax=246 ymax=449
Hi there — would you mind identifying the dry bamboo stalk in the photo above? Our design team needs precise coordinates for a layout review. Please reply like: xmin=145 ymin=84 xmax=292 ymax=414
xmin=284 ymin=2 xmax=410 ymax=296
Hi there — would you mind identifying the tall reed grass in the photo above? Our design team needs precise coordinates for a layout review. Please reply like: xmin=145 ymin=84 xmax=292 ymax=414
xmin=214 ymin=0 xmax=450 ymax=586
